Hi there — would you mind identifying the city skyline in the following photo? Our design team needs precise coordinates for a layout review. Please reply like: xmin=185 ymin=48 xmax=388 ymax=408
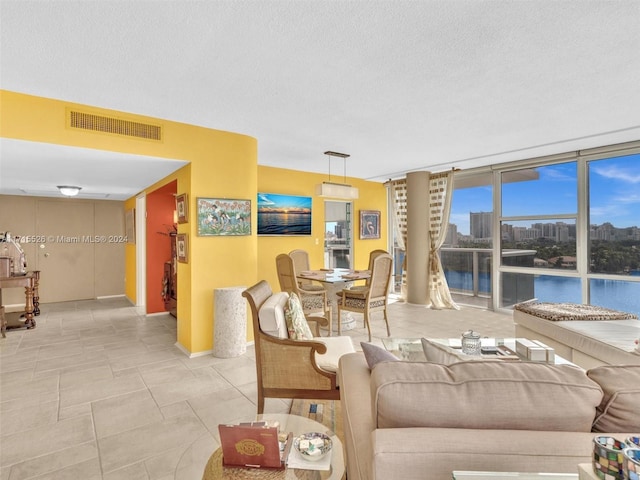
xmin=450 ymin=154 xmax=640 ymax=236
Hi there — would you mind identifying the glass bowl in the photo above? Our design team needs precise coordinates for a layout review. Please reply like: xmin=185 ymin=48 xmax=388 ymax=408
xmin=293 ymin=432 xmax=332 ymax=462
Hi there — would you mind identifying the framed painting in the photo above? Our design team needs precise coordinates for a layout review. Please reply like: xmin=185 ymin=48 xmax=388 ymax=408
xmin=176 ymin=233 xmax=188 ymax=263
xmin=176 ymin=193 xmax=188 ymax=224
xmin=257 ymin=193 xmax=312 ymax=235
xmin=360 ymin=210 xmax=380 ymax=239
xmin=196 ymin=198 xmax=251 ymax=236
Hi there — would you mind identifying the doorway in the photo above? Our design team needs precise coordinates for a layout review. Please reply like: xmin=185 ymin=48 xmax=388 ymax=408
xmin=324 ymin=201 xmax=353 ymax=269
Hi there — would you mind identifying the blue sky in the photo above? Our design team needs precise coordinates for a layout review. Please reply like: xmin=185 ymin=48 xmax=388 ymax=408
xmin=257 ymin=193 xmax=312 ymax=210
xmin=450 ymin=154 xmax=640 ymax=235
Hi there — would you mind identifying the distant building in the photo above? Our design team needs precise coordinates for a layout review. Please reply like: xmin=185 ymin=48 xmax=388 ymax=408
xmin=444 ymin=223 xmax=458 ymax=246
xmin=470 ymin=211 xmax=492 ymax=241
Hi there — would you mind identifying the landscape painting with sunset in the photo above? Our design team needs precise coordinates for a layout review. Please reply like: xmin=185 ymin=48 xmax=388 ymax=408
xmin=257 ymin=193 xmax=312 ymax=235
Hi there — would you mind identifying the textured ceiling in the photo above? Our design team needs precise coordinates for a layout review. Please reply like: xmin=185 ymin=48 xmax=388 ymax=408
xmin=1 ymin=0 xmax=639 ymax=200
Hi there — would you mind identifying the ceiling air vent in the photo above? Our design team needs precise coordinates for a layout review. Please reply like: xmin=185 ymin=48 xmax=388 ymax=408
xmin=69 ymin=110 xmax=162 ymax=141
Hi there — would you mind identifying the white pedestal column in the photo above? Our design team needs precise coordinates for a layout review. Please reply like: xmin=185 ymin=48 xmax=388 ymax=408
xmin=213 ymin=286 xmax=247 ymax=358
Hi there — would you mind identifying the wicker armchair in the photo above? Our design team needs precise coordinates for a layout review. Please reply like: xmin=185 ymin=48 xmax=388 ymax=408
xmin=276 ymin=253 xmax=332 ymax=333
xmin=243 ymin=280 xmax=346 ymax=414
xmin=337 ymin=252 xmax=393 ymax=341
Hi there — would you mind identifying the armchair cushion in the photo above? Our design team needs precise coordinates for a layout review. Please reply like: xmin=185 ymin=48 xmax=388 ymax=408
xmin=314 ymin=336 xmax=356 ymax=373
xmin=258 ymin=292 xmax=289 ymax=339
xmin=285 ymin=293 xmax=314 ymax=340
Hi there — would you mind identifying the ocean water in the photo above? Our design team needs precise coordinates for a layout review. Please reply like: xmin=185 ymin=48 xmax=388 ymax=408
xmin=257 ymin=213 xmax=311 ymax=235
xmin=445 ymin=270 xmax=640 ymax=317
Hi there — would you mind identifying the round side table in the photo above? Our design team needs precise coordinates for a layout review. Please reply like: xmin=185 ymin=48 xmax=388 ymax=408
xmin=175 ymin=414 xmax=344 ymax=480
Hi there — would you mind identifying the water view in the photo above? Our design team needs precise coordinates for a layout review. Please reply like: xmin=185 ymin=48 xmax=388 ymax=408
xmin=445 ymin=270 xmax=640 ymax=318
xmin=257 ymin=212 xmax=312 ymax=235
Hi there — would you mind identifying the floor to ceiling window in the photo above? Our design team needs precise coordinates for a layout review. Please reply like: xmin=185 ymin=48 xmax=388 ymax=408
xmin=391 ymin=141 xmax=640 ymax=317
xmin=495 ymin=146 xmax=640 ymax=317
xmin=587 ymin=152 xmax=640 ymax=316
xmin=499 ymin=161 xmax=580 ymax=307
xmin=441 ymin=175 xmax=493 ymax=308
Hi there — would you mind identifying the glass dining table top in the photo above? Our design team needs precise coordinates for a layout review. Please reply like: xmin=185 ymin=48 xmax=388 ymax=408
xmin=297 ymin=268 xmax=370 ymax=283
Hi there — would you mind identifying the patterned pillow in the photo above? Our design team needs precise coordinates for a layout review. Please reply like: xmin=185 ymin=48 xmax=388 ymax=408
xmin=284 ymin=293 xmax=314 ymax=340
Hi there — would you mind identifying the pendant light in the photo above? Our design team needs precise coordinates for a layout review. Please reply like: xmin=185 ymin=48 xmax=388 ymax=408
xmin=315 ymin=151 xmax=359 ymax=200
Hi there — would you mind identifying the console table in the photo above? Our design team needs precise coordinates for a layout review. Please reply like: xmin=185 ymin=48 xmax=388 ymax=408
xmin=0 ymin=270 xmax=40 ymax=338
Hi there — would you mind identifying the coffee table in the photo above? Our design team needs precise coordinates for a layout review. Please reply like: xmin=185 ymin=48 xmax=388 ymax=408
xmin=452 ymin=472 xmax=578 ymax=479
xmin=174 ymin=413 xmax=345 ymax=480
xmin=382 ymin=337 xmax=575 ymax=365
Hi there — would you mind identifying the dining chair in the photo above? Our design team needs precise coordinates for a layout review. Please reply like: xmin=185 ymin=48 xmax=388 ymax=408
xmin=275 ymin=253 xmax=332 ymax=332
xmin=349 ymin=249 xmax=389 ymax=292
xmin=337 ymin=252 xmax=393 ymax=341
xmin=289 ymin=249 xmax=324 ymax=291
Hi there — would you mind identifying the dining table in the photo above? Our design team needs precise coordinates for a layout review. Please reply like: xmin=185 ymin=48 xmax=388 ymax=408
xmin=296 ymin=268 xmax=370 ymax=333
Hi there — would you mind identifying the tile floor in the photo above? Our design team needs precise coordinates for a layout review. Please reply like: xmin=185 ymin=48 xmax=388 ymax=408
xmin=0 ymin=295 xmax=515 ymax=480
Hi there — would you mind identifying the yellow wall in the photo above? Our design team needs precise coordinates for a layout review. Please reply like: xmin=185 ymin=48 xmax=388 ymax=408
xmin=1 ymin=90 xmax=388 ymax=355
xmin=257 ymin=166 xmax=387 ymax=292
xmin=1 ymin=90 xmax=258 ymax=354
xmin=123 ymin=196 xmax=137 ymax=303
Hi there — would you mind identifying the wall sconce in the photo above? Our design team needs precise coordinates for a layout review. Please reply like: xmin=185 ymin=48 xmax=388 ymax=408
xmin=57 ymin=185 xmax=82 ymax=197
xmin=315 ymin=151 xmax=359 ymax=200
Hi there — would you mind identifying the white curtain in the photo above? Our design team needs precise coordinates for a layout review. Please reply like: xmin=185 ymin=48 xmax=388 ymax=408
xmin=389 ymin=179 xmax=408 ymax=300
xmin=427 ymin=171 xmax=459 ymax=310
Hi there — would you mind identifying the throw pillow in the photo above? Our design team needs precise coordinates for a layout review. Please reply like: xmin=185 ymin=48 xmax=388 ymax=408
xmin=284 ymin=292 xmax=314 ymax=340
xmin=361 ymin=341 xmax=399 ymax=369
xmin=421 ymin=337 xmax=475 ymax=364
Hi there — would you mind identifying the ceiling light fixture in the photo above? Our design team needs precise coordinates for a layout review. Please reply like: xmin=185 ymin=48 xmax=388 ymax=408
xmin=315 ymin=151 xmax=359 ymax=200
xmin=57 ymin=185 xmax=82 ymax=197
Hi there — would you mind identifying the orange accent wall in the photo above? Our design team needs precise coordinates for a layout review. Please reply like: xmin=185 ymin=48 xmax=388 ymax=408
xmin=146 ymin=180 xmax=177 ymax=313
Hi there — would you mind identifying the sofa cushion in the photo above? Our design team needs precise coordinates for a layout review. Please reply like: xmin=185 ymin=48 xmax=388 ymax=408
xmin=258 ymin=292 xmax=289 ymax=338
xmin=284 ymin=293 xmax=314 ymax=340
xmin=587 ymin=364 xmax=640 ymax=433
xmin=371 ymin=361 xmax=603 ymax=431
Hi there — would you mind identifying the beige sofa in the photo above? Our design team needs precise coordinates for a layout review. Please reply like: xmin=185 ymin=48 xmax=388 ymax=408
xmin=338 ymin=352 xmax=640 ymax=480
xmin=513 ymin=302 xmax=640 ymax=369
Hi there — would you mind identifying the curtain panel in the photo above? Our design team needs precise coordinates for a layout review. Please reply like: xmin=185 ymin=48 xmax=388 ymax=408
xmin=389 ymin=179 xmax=408 ymax=300
xmin=428 ymin=171 xmax=459 ymax=310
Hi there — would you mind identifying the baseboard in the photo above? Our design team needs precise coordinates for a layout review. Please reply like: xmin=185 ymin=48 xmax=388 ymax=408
xmin=96 ymin=294 xmax=126 ymax=300
xmin=146 ymin=311 xmax=173 ymax=317
xmin=174 ymin=341 xmax=254 ymax=357
xmin=2 ymin=303 xmax=27 ymax=313
xmin=174 ymin=341 xmax=214 ymax=358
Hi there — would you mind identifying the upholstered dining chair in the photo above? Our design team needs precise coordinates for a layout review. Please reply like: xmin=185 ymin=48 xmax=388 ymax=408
xmin=242 ymin=280 xmax=354 ymax=413
xmin=337 ymin=252 xmax=393 ymax=341
xmin=349 ymin=249 xmax=389 ymax=292
xmin=275 ymin=253 xmax=332 ymax=331
xmin=289 ymin=249 xmax=324 ymax=292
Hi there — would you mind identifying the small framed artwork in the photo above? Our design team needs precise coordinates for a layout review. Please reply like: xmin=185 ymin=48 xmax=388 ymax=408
xmin=176 ymin=193 xmax=188 ymax=224
xmin=360 ymin=210 xmax=381 ymax=239
xmin=176 ymin=233 xmax=188 ymax=263
xmin=196 ymin=198 xmax=251 ymax=236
